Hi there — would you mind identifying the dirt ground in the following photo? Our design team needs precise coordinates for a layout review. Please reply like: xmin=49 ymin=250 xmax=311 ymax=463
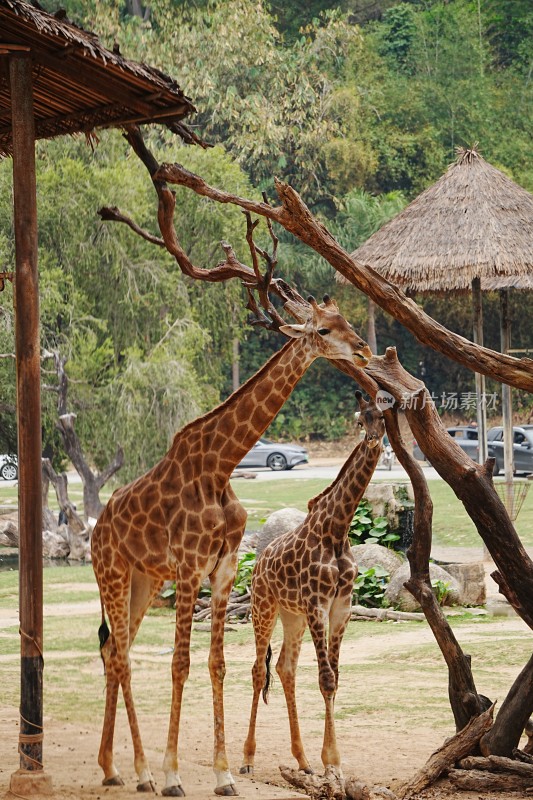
xmin=2 ymin=576 xmax=533 ymax=800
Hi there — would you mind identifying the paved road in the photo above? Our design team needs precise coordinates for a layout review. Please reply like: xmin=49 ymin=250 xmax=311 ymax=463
xmin=231 ymin=460 xmax=441 ymax=482
xmin=1 ymin=461 xmax=441 ymax=490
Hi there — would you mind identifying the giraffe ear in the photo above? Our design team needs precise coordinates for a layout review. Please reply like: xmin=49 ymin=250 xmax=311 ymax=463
xmin=279 ymin=323 xmax=307 ymax=339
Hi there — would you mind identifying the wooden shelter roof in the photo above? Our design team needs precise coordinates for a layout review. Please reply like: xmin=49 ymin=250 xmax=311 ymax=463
xmin=0 ymin=0 xmax=197 ymax=157
xmin=341 ymin=148 xmax=533 ymax=292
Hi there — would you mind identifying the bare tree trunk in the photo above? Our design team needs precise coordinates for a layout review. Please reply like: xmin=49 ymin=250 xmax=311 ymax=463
xmin=480 ymin=654 xmax=533 ymax=756
xmin=47 ymin=351 xmax=124 ymax=521
xmin=41 ymin=462 xmax=57 ymax=533
xmin=366 ymin=349 xmax=533 ymax=631
xmin=366 ymin=299 xmax=377 ymax=354
xmin=57 ymin=413 xmax=123 ymax=520
xmin=384 ymin=404 xmax=490 ymax=730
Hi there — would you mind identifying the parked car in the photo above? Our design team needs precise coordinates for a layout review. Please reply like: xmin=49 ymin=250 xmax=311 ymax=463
xmin=0 ymin=453 xmax=18 ymax=481
xmin=413 ymin=425 xmax=479 ymax=463
xmin=487 ymin=425 xmax=533 ymax=475
xmin=236 ymin=438 xmax=309 ymax=471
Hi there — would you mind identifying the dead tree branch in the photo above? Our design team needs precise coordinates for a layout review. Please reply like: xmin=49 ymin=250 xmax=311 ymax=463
xmin=398 ymin=704 xmax=494 ymax=799
xmin=384 ymin=405 xmax=490 ymax=731
xmin=153 ymin=159 xmax=533 ymax=391
xmin=365 ymin=348 xmax=533 ymax=632
xmin=97 ymin=126 xmax=308 ymax=331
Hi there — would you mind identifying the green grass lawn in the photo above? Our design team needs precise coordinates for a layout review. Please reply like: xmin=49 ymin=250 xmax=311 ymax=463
xmin=230 ymin=475 xmax=533 ymax=550
xmin=1 ymin=560 xmax=529 ymax=733
xmin=2 ymin=470 xmax=533 ymax=553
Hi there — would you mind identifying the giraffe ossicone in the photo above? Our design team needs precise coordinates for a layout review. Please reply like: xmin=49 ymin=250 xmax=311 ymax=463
xmin=91 ymin=296 xmax=372 ymax=796
xmin=241 ymin=391 xmax=385 ymax=779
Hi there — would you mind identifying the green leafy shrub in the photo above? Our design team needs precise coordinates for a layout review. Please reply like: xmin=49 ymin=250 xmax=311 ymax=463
xmin=353 ymin=565 xmax=390 ymax=608
xmin=348 ymin=499 xmax=399 ymax=547
xmin=431 ymin=578 xmax=451 ymax=606
xmin=233 ymin=551 xmax=256 ymax=596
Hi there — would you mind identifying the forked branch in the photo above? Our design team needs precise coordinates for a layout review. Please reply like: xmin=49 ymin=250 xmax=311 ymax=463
xmin=153 ymin=159 xmax=533 ymax=392
xmin=98 ymin=126 xmax=307 ymax=331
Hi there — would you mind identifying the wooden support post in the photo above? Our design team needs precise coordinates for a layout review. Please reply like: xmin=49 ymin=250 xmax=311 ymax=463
xmin=9 ymin=53 xmax=52 ymax=794
xmin=472 ymin=278 xmax=487 ymax=465
xmin=500 ymin=290 xmax=514 ymax=502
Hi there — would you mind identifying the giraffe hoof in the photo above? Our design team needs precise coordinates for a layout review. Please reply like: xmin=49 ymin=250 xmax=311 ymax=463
xmin=302 ymin=768 xmax=314 ymax=775
xmin=103 ymin=776 xmax=125 ymax=786
xmin=214 ymin=785 xmax=238 ymax=796
xmin=161 ymin=786 xmax=185 ymax=797
xmin=239 ymin=765 xmax=253 ymax=775
xmin=137 ymin=780 xmax=156 ymax=792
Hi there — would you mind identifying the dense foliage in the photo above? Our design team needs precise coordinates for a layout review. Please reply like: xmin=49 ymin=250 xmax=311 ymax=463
xmin=1 ymin=0 xmax=531 ymax=478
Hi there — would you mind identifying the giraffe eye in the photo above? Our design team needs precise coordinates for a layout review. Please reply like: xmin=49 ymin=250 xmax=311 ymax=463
xmin=318 ymin=328 xmax=330 ymax=336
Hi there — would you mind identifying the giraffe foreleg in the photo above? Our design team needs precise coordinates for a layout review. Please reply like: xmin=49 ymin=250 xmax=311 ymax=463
xmin=209 ymin=551 xmax=240 ymax=796
xmin=276 ymin=609 xmax=312 ymax=774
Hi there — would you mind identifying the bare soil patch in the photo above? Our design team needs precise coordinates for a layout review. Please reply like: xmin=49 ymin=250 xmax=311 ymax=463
xmin=1 ymin=586 xmax=533 ymax=800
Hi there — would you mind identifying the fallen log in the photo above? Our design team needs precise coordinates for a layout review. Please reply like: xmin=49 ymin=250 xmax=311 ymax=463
xmin=457 ymin=754 xmax=533 ymax=776
xmin=279 ymin=764 xmax=371 ymax=800
xmin=449 ymin=768 xmax=533 ymax=791
xmin=351 ymin=605 xmax=424 ymax=622
xmin=398 ymin=704 xmax=494 ymax=799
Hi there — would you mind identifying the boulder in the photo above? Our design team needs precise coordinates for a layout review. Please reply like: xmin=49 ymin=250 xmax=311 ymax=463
xmin=42 ymin=529 xmax=70 ymax=559
xmin=255 ymin=507 xmax=306 ymax=557
xmin=351 ymin=543 xmax=405 ymax=577
xmin=439 ymin=561 xmax=486 ymax=606
xmin=383 ymin=562 xmax=461 ymax=611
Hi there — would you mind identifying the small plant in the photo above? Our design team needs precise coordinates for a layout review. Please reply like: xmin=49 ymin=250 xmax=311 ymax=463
xmin=353 ymin=565 xmax=390 ymax=608
xmin=233 ymin=551 xmax=256 ymax=596
xmin=431 ymin=578 xmax=451 ymax=606
xmin=348 ymin=499 xmax=399 ymax=547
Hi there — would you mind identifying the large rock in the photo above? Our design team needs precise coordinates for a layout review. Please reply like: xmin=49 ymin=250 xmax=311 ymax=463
xmin=255 ymin=507 xmax=306 ymax=557
xmin=351 ymin=543 xmax=405 ymax=577
xmin=383 ymin=562 xmax=461 ymax=611
xmin=440 ymin=561 xmax=486 ymax=606
xmin=42 ymin=528 xmax=70 ymax=559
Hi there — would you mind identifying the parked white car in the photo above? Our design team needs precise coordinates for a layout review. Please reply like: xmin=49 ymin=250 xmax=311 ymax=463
xmin=236 ymin=438 xmax=309 ymax=471
xmin=0 ymin=454 xmax=18 ymax=481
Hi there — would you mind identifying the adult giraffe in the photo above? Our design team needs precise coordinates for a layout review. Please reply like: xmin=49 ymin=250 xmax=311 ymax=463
xmin=91 ymin=295 xmax=372 ymax=797
xmin=240 ymin=392 xmax=385 ymax=779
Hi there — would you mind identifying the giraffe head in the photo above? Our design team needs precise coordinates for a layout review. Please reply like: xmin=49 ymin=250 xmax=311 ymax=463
xmin=279 ymin=295 xmax=372 ymax=366
xmin=355 ymin=391 xmax=386 ymax=449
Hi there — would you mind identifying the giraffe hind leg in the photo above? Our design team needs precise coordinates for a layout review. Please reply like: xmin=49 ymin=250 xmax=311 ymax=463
xmin=277 ymin=609 xmax=312 ymax=774
xmin=97 ymin=566 xmax=162 ymax=791
xmin=241 ymin=595 xmax=278 ymax=775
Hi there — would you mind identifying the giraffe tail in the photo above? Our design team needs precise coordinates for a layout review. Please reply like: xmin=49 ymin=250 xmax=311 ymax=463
xmin=98 ymin=596 xmax=110 ymax=665
xmin=262 ymin=644 xmax=273 ymax=704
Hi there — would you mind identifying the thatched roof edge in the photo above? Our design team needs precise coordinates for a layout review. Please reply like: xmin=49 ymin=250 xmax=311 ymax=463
xmin=339 ymin=149 xmax=533 ymax=292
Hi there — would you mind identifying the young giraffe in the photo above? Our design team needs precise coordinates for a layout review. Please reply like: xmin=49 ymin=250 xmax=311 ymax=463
xmin=91 ymin=296 xmax=372 ymax=798
xmin=241 ymin=391 xmax=385 ymax=779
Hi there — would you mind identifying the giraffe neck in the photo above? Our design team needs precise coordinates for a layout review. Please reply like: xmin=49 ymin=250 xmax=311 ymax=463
xmin=169 ymin=336 xmax=317 ymax=473
xmin=308 ymin=438 xmax=382 ymax=539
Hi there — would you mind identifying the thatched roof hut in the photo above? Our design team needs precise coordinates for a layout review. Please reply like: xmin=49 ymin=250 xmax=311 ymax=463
xmin=343 ymin=148 xmax=533 ymax=292
xmin=0 ymin=0 xmax=197 ymax=157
